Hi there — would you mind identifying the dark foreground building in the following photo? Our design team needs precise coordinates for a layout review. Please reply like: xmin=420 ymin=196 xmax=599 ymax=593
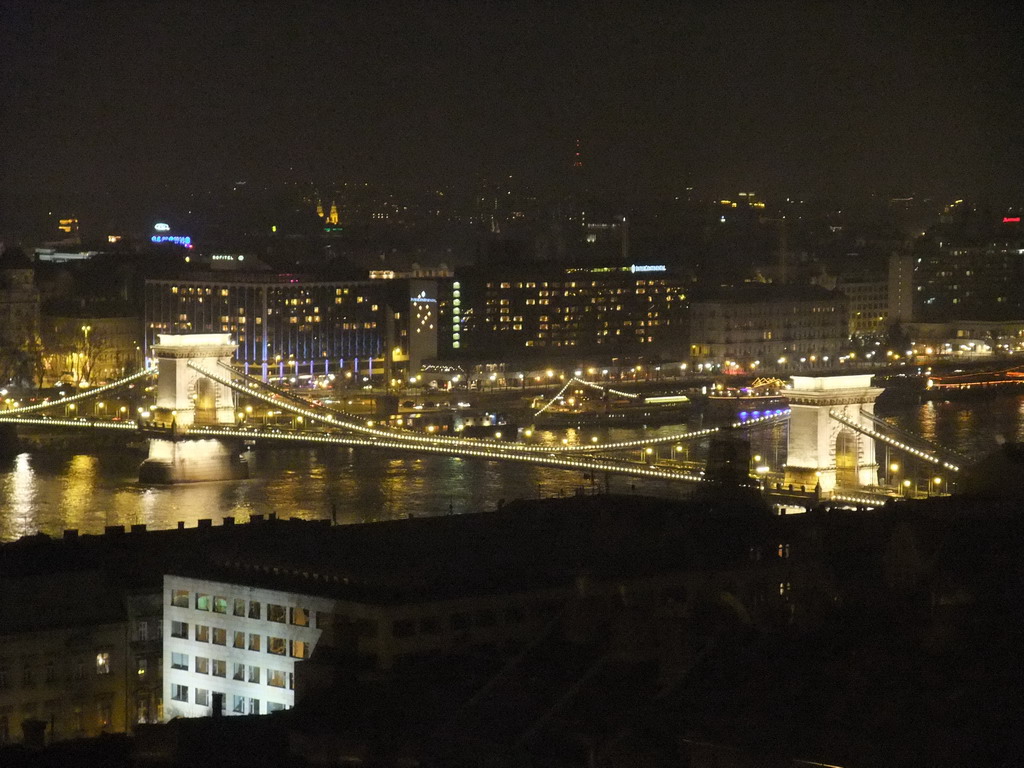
xmin=2 ymin=484 xmax=1024 ymax=767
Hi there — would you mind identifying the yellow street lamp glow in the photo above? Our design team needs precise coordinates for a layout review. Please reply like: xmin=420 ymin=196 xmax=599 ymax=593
xmin=645 ymin=447 xmax=654 ymax=454
xmin=903 ymin=479 xmax=912 ymax=487
xmin=890 ymin=463 xmax=900 ymax=472
xmin=933 ymin=477 xmax=942 ymax=485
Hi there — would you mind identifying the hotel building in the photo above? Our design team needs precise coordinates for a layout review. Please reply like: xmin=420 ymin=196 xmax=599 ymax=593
xmin=144 ymin=274 xmax=439 ymax=379
xmin=454 ymin=263 xmax=690 ymax=359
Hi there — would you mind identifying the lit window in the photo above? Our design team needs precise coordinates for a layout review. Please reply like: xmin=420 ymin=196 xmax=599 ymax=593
xmin=267 ymin=669 xmax=287 ymax=688
xmin=267 ymin=637 xmax=286 ymax=656
xmin=290 ymin=640 xmax=310 ymax=659
xmin=248 ymin=634 xmax=261 ymax=652
xmin=267 ymin=604 xmax=286 ymax=623
xmin=95 ymin=653 xmax=110 ymax=674
xmin=213 ymin=596 xmax=228 ymax=614
xmin=290 ymin=607 xmax=309 ymax=627
xmin=170 ymin=590 xmax=189 ymax=608
xmin=195 ymin=594 xmax=210 ymax=611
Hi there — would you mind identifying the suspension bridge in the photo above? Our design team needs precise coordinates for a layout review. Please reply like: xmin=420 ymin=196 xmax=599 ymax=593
xmin=0 ymin=335 xmax=969 ymax=504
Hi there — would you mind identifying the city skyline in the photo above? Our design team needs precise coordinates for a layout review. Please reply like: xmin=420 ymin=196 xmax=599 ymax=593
xmin=3 ymin=0 xmax=1024 ymax=227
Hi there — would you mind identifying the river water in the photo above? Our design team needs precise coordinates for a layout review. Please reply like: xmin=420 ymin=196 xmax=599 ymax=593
xmin=2 ymin=392 xmax=1023 ymax=542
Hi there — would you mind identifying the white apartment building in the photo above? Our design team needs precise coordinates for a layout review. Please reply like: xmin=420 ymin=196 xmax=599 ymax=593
xmin=163 ymin=575 xmax=334 ymax=719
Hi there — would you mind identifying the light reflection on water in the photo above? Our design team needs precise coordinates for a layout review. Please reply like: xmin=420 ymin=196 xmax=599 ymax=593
xmin=2 ymin=394 xmax=1020 ymax=541
xmin=874 ymin=393 xmax=1024 ymax=458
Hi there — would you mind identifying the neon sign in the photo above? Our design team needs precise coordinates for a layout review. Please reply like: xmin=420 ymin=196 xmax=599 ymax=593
xmin=151 ymin=235 xmax=192 ymax=246
xmin=629 ymin=264 xmax=666 ymax=273
xmin=1003 ymin=217 xmax=1021 ymax=223
xmin=154 ymin=222 xmax=170 ymax=231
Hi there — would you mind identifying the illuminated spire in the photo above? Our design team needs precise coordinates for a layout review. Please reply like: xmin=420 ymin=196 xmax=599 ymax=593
xmin=327 ymin=202 xmax=339 ymax=225
xmin=316 ymin=200 xmax=325 ymax=218
xmin=573 ymin=138 xmax=583 ymax=169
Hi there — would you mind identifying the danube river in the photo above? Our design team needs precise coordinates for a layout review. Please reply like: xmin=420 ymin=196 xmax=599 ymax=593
xmin=2 ymin=392 xmax=1024 ymax=542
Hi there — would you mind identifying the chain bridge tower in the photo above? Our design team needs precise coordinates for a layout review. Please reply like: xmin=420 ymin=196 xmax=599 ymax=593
xmin=785 ymin=374 xmax=883 ymax=494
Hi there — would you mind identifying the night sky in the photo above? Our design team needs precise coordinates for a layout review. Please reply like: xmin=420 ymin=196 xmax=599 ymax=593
xmin=2 ymin=0 xmax=1023 ymax=217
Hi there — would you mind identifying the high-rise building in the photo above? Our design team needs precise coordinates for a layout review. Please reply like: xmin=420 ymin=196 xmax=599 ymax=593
xmin=914 ymin=219 xmax=1024 ymax=321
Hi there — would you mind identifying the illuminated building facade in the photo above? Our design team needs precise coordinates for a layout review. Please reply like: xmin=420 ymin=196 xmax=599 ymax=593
xmin=39 ymin=315 xmax=142 ymax=386
xmin=144 ymin=275 xmax=438 ymax=378
xmin=454 ymin=264 xmax=690 ymax=359
xmin=688 ymin=285 xmax=848 ymax=369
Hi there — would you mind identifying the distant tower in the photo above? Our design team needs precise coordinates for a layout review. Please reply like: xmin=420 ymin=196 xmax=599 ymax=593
xmin=620 ymin=215 xmax=630 ymax=262
xmin=316 ymin=200 xmax=325 ymax=219
xmin=573 ymin=138 xmax=583 ymax=170
xmin=327 ymin=202 xmax=339 ymax=226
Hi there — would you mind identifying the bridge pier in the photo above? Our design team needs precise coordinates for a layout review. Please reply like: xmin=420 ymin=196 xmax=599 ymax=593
xmin=138 ymin=333 xmax=248 ymax=483
xmin=139 ymin=436 xmax=248 ymax=484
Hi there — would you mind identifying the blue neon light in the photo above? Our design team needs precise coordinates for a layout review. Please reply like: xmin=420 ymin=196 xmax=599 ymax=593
xmin=151 ymin=235 xmax=192 ymax=246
